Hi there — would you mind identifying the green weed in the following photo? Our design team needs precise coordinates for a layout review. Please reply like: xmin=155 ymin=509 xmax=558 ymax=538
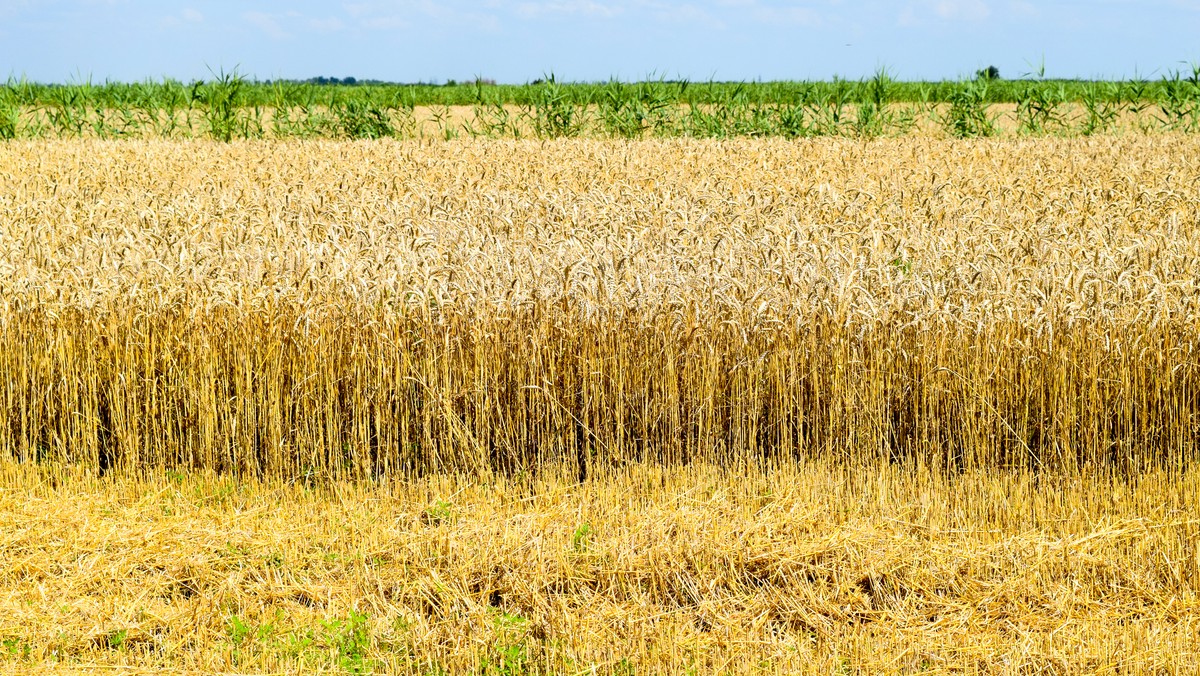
xmin=945 ymin=78 xmax=996 ymax=138
xmin=571 ymin=522 xmax=592 ymax=552
xmin=322 ymin=610 xmax=372 ymax=675
xmin=199 ymin=67 xmax=246 ymax=142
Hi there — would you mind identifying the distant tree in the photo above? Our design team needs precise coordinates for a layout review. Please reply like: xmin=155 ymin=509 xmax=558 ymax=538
xmin=343 ymin=76 xmax=357 ymax=85
xmin=976 ymin=65 xmax=1001 ymax=81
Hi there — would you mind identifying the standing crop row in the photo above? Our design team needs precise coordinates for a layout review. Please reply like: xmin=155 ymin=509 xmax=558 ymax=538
xmin=3 ymin=71 xmax=1200 ymax=139
xmin=1 ymin=138 xmax=1198 ymax=478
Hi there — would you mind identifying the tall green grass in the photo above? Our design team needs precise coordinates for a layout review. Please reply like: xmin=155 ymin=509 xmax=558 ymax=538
xmin=3 ymin=69 xmax=1200 ymax=140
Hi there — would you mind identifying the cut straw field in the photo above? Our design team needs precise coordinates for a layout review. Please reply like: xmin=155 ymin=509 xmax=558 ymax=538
xmin=0 ymin=462 xmax=1196 ymax=673
xmin=0 ymin=136 xmax=1199 ymax=672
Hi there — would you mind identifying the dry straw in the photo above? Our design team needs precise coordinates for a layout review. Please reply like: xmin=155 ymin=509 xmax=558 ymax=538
xmin=0 ymin=461 xmax=1196 ymax=672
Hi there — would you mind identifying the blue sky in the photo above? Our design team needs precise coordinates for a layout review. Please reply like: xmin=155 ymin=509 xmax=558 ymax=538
xmin=1 ymin=1 xmax=1198 ymax=83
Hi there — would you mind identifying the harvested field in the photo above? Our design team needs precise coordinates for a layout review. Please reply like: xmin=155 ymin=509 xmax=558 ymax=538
xmin=0 ymin=462 xmax=1196 ymax=673
xmin=1 ymin=136 xmax=1199 ymax=673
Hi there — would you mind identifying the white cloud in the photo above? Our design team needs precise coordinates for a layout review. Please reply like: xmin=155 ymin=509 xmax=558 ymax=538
xmin=898 ymin=0 xmax=989 ymax=25
xmin=0 ymin=0 xmax=30 ymax=12
xmin=359 ymin=15 xmax=408 ymax=28
xmin=343 ymin=0 xmax=499 ymax=31
xmin=160 ymin=7 xmax=202 ymax=29
xmin=669 ymin=0 xmax=828 ymax=27
xmin=649 ymin=2 xmax=724 ymax=28
xmin=343 ymin=0 xmax=820 ymax=30
xmin=243 ymin=11 xmax=290 ymax=39
xmin=516 ymin=0 xmax=623 ymax=18
xmin=308 ymin=16 xmax=346 ymax=31
xmin=934 ymin=0 xmax=989 ymax=20
xmin=1006 ymin=0 xmax=1037 ymax=17
xmin=751 ymin=5 xmax=821 ymax=26
xmin=238 ymin=10 xmax=348 ymax=37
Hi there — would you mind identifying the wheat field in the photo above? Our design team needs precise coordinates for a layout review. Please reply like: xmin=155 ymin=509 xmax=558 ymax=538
xmin=2 ymin=137 xmax=1199 ymax=477
xmin=1 ymin=136 xmax=1199 ymax=672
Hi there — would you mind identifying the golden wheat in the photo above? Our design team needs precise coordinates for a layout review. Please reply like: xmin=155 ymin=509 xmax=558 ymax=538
xmin=1 ymin=137 xmax=1199 ymax=478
